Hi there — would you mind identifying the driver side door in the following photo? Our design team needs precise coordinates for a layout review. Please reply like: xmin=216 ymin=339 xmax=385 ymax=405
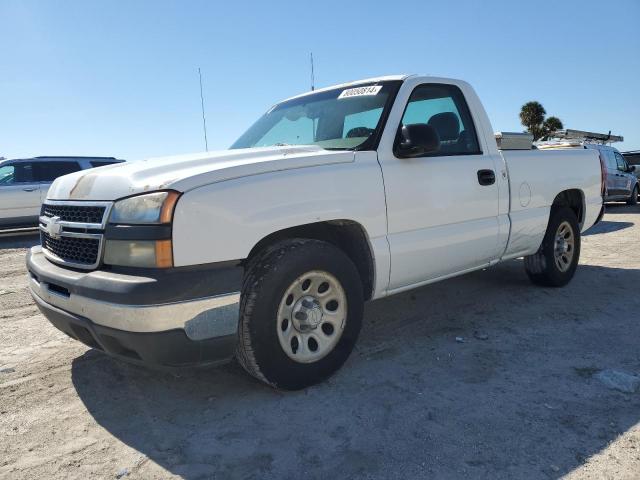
xmin=377 ymin=82 xmax=503 ymax=291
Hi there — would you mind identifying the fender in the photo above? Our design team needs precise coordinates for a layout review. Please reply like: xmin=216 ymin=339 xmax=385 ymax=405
xmin=171 ymin=151 xmax=390 ymax=296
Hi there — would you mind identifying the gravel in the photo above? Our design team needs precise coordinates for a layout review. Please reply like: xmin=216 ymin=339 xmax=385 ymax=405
xmin=1 ymin=204 xmax=640 ymax=479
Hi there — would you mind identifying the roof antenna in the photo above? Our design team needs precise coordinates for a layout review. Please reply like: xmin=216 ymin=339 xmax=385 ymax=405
xmin=310 ymin=52 xmax=315 ymax=91
xmin=198 ymin=67 xmax=209 ymax=152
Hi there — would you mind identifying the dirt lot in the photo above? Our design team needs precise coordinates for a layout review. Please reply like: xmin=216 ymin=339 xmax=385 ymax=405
xmin=1 ymin=205 xmax=639 ymax=479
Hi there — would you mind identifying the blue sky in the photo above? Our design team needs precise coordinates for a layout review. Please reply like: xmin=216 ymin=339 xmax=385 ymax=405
xmin=1 ymin=0 xmax=639 ymax=160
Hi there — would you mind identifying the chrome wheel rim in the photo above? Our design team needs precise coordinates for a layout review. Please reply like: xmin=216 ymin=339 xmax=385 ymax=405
xmin=276 ymin=270 xmax=347 ymax=363
xmin=554 ymin=221 xmax=575 ymax=272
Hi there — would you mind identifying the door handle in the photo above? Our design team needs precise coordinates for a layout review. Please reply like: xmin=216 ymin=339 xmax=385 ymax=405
xmin=22 ymin=187 xmax=38 ymax=192
xmin=477 ymin=169 xmax=496 ymax=186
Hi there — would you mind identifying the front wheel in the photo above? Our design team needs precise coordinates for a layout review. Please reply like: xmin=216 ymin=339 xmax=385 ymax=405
xmin=524 ymin=206 xmax=581 ymax=287
xmin=627 ymin=185 xmax=638 ymax=205
xmin=236 ymin=239 xmax=363 ymax=390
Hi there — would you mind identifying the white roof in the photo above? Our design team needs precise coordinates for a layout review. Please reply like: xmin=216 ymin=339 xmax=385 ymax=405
xmin=281 ymin=74 xmax=412 ymax=103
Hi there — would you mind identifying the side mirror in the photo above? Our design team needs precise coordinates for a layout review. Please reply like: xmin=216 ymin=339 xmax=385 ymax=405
xmin=396 ymin=124 xmax=440 ymax=158
xmin=629 ymin=165 xmax=636 ymax=173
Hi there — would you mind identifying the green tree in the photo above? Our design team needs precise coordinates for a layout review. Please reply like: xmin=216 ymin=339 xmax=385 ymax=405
xmin=519 ymin=101 xmax=546 ymax=140
xmin=542 ymin=116 xmax=563 ymax=140
xmin=519 ymin=101 xmax=563 ymax=141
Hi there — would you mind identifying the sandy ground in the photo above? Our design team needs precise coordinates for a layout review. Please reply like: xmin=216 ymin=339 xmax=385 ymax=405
xmin=1 ymin=205 xmax=639 ymax=480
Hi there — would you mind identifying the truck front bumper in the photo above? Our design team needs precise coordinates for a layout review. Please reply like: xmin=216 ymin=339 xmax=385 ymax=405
xmin=26 ymin=246 xmax=243 ymax=367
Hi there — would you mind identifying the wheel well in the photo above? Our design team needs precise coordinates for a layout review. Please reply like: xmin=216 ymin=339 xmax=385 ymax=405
xmin=245 ymin=221 xmax=375 ymax=300
xmin=552 ymin=189 xmax=585 ymax=226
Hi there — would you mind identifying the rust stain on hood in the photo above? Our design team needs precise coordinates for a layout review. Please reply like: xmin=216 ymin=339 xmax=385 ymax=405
xmin=69 ymin=172 xmax=99 ymax=199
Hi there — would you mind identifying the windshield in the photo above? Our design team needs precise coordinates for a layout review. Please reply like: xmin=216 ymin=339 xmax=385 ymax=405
xmin=231 ymin=81 xmax=401 ymax=150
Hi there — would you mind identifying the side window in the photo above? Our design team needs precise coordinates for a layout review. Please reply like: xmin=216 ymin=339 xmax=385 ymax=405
xmin=0 ymin=165 xmax=15 ymax=185
xmin=0 ymin=163 xmax=35 ymax=184
xmin=605 ymin=150 xmax=617 ymax=170
xmin=615 ymin=153 xmax=627 ymax=171
xmin=398 ymin=84 xmax=481 ymax=156
xmin=33 ymin=161 xmax=82 ymax=182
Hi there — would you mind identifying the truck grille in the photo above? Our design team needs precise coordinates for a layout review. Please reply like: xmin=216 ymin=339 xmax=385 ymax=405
xmin=41 ymin=232 xmax=101 ymax=266
xmin=41 ymin=204 xmax=106 ymax=224
xmin=39 ymin=200 xmax=112 ymax=270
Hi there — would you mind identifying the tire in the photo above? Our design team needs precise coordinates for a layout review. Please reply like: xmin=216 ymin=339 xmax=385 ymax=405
xmin=524 ymin=206 xmax=581 ymax=287
xmin=236 ymin=239 xmax=363 ymax=390
xmin=626 ymin=185 xmax=638 ymax=205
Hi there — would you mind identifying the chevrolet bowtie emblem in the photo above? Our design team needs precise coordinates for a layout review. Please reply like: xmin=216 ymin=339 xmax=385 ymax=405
xmin=43 ymin=216 xmax=63 ymax=239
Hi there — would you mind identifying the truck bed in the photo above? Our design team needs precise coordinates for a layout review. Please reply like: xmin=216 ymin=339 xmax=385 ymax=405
xmin=499 ymin=148 xmax=602 ymax=259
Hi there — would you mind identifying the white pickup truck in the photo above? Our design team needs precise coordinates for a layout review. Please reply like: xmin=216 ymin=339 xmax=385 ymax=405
xmin=27 ymin=75 xmax=603 ymax=390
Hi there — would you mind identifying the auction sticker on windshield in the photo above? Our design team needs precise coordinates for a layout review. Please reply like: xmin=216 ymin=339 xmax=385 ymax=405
xmin=338 ymin=85 xmax=382 ymax=99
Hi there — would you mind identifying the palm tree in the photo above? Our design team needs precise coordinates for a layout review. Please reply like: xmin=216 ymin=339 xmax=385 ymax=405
xmin=519 ymin=101 xmax=546 ymax=141
xmin=542 ymin=116 xmax=563 ymax=140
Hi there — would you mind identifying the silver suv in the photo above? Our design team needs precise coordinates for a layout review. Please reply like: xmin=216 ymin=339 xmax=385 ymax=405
xmin=586 ymin=144 xmax=638 ymax=205
xmin=0 ymin=156 xmax=124 ymax=230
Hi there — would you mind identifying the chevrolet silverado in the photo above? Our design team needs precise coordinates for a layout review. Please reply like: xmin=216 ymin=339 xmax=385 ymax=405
xmin=27 ymin=75 xmax=603 ymax=389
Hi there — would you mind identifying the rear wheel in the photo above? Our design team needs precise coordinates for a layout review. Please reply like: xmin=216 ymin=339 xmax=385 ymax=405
xmin=627 ymin=185 xmax=638 ymax=205
xmin=236 ymin=239 xmax=363 ymax=390
xmin=524 ymin=206 xmax=581 ymax=287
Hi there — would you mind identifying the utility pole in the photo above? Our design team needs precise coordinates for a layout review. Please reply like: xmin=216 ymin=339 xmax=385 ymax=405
xmin=198 ymin=67 xmax=209 ymax=152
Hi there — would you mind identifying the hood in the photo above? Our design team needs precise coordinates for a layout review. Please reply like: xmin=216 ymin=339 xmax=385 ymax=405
xmin=46 ymin=146 xmax=354 ymax=201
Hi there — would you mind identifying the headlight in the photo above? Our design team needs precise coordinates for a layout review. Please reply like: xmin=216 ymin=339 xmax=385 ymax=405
xmin=104 ymin=191 xmax=179 ymax=268
xmin=110 ymin=191 xmax=178 ymax=224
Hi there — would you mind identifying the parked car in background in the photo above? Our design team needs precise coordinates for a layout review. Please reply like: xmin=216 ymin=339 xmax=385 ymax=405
xmin=588 ymin=145 xmax=638 ymax=204
xmin=0 ymin=156 xmax=125 ymax=229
